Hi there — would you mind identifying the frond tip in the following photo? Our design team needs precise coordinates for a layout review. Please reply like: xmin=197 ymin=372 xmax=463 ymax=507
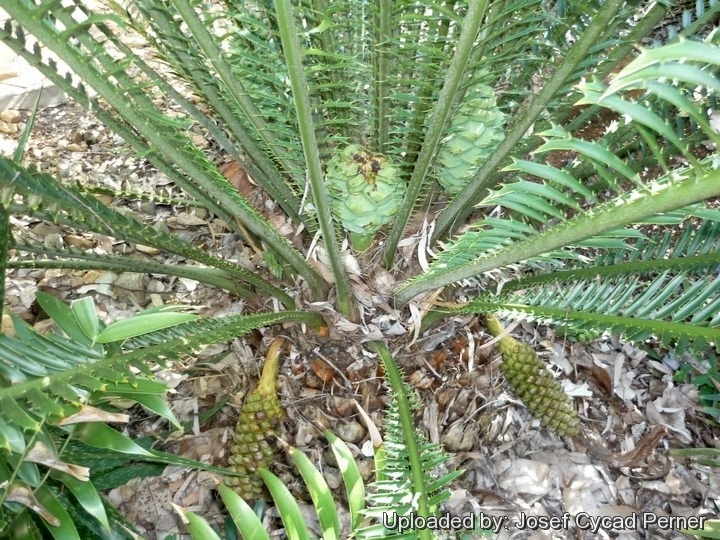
xmin=359 ymin=341 xmax=463 ymax=539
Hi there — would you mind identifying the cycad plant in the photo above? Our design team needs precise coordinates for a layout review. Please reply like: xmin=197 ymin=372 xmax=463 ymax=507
xmin=2 ymin=0 xmax=720 ymax=537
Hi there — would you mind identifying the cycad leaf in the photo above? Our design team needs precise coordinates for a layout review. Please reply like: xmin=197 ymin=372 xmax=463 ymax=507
xmin=9 ymin=242 xmax=265 ymax=304
xmin=0 ymin=5 xmax=326 ymax=297
xmin=2 ymin=157 xmax=294 ymax=306
xmin=447 ymin=231 xmax=720 ymax=355
xmin=259 ymin=468 xmax=312 ymax=540
xmin=325 ymin=430 xmax=365 ymax=531
xmin=217 ymin=483 xmax=270 ymax=540
xmin=49 ymin=471 xmax=110 ymax=532
xmin=398 ymin=162 xmax=720 ymax=303
xmin=179 ymin=509 xmax=222 ymax=540
xmin=35 ymin=292 xmax=94 ymax=347
xmin=604 ymin=39 xmax=720 ymax=95
xmin=71 ymin=298 xmax=101 ymax=344
xmin=34 ymin=484 xmax=82 ymax=540
xmin=98 ymin=380 xmax=181 ymax=429
xmin=357 ymin=342 xmax=458 ymax=540
xmin=287 ymin=445 xmax=340 ymax=540
xmin=72 ymin=423 xmax=153 ymax=457
xmin=96 ymin=311 xmax=198 ymax=344
xmin=533 ymin=125 xmax=640 ymax=182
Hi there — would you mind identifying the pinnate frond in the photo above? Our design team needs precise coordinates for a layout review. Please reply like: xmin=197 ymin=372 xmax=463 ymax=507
xmin=0 ymin=3 xmax=326 ymax=296
xmin=2 ymin=157 xmax=293 ymax=306
xmin=445 ymin=221 xmax=720 ymax=355
xmin=356 ymin=342 xmax=462 ymax=539
xmin=0 ymin=292 xmax=321 ymax=536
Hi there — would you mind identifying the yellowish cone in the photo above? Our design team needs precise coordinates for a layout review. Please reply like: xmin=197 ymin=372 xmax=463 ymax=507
xmin=484 ymin=314 xmax=579 ymax=437
xmin=226 ymin=337 xmax=286 ymax=500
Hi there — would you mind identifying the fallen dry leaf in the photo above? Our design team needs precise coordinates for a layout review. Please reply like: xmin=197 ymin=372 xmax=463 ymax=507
xmin=219 ymin=160 xmax=255 ymax=198
xmin=309 ymin=358 xmax=335 ymax=384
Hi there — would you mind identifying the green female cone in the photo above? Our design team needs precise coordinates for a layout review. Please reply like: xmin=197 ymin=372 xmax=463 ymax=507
xmin=436 ymin=83 xmax=505 ymax=196
xmin=227 ymin=337 xmax=286 ymax=500
xmin=327 ymin=145 xmax=404 ymax=251
xmin=484 ymin=314 xmax=579 ymax=437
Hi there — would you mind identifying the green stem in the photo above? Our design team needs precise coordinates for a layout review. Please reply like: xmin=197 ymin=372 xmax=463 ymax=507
xmin=504 ymin=251 xmax=720 ymax=294
xmin=396 ymin=167 xmax=720 ymax=303
xmin=469 ymin=302 xmax=720 ymax=344
xmin=274 ymin=0 xmax=355 ymax=318
xmin=0 ymin=312 xmax=324 ymax=403
xmin=366 ymin=341 xmax=433 ymax=540
xmin=7 ymin=254 xmax=296 ymax=308
xmin=384 ymin=0 xmax=488 ymax=267
xmin=430 ymin=0 xmax=628 ymax=242
xmin=0 ymin=202 xmax=8 ymax=307
xmin=373 ymin=0 xmax=392 ymax=153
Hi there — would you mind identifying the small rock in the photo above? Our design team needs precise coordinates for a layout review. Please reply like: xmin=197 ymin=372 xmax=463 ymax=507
xmin=189 ymin=131 xmax=208 ymax=148
xmin=357 ymin=457 xmax=375 ymax=481
xmin=92 ymin=194 xmax=114 ymax=205
xmin=32 ymin=222 xmax=63 ymax=237
xmin=0 ymin=109 xmax=21 ymax=123
xmin=0 ymin=121 xmax=18 ymax=135
xmin=329 ymin=396 xmax=357 ymax=417
xmin=334 ymin=420 xmax=365 ymax=444
xmin=442 ymin=420 xmax=475 ymax=452
xmin=65 ymin=235 xmax=94 ymax=249
xmin=113 ymin=272 xmax=149 ymax=304
xmin=135 ymin=244 xmax=162 ymax=256
xmin=66 ymin=142 xmax=86 ymax=152
xmin=323 ymin=468 xmax=343 ymax=490
xmin=167 ymin=213 xmax=207 ymax=228
xmin=139 ymin=201 xmax=156 ymax=214
xmin=1 ymin=314 xmax=15 ymax=336
xmin=295 ymin=418 xmax=321 ymax=446
xmin=114 ymin=272 xmax=148 ymax=291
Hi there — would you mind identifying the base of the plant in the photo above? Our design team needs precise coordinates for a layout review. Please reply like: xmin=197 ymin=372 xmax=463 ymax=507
xmin=349 ymin=232 xmax=374 ymax=252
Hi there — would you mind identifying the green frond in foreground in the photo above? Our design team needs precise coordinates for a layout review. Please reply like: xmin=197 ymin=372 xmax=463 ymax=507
xmin=357 ymin=342 xmax=463 ymax=540
xmin=398 ymin=164 xmax=720 ymax=303
xmin=0 ymin=3 xmax=328 ymax=298
xmin=0 ymin=291 xmax=322 ymax=538
xmin=3 ymin=0 xmax=720 ymax=537
xmin=398 ymin=37 xmax=720 ymax=302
